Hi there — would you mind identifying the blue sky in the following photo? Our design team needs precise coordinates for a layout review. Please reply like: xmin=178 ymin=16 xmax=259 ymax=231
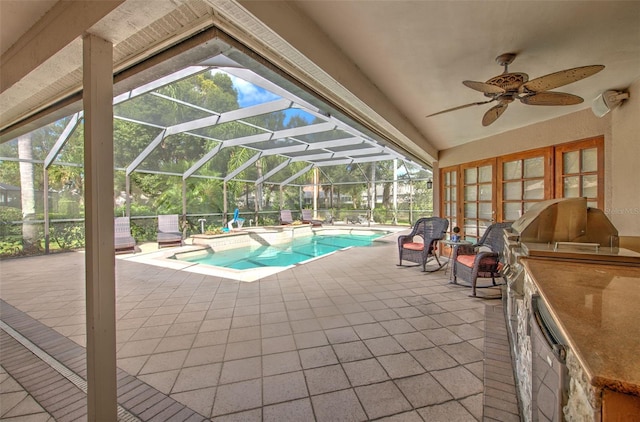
xmin=224 ymin=72 xmax=314 ymax=125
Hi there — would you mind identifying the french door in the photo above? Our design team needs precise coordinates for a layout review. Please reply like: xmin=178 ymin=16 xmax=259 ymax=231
xmin=497 ymin=147 xmax=552 ymax=221
xmin=460 ymin=159 xmax=496 ymax=243
xmin=440 ymin=137 xmax=604 ymax=243
xmin=555 ymin=137 xmax=604 ymax=209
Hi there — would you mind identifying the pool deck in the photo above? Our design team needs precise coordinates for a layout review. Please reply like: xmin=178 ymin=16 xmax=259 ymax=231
xmin=0 ymin=226 xmax=520 ymax=421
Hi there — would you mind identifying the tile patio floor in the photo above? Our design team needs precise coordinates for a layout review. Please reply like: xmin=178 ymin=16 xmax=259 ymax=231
xmin=0 ymin=230 xmax=520 ymax=421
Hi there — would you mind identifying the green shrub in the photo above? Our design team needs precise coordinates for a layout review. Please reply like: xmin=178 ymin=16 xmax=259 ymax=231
xmin=0 ymin=235 xmax=23 ymax=257
xmin=49 ymin=221 xmax=85 ymax=250
xmin=58 ymin=199 xmax=81 ymax=217
xmin=373 ymin=207 xmax=389 ymax=224
xmin=0 ymin=206 xmax=22 ymax=223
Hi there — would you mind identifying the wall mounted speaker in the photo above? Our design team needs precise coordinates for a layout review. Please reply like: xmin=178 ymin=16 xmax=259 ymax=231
xmin=591 ymin=90 xmax=630 ymax=117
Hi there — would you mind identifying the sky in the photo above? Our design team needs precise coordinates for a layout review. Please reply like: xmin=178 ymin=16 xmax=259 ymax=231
xmin=223 ymin=72 xmax=314 ymax=125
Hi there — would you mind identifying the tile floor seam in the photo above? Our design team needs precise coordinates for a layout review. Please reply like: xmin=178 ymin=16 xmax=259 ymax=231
xmin=1 ymin=300 xmax=209 ymax=422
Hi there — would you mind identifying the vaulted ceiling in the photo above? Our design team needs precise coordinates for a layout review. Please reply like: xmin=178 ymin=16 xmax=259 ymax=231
xmin=2 ymin=0 xmax=639 ymax=167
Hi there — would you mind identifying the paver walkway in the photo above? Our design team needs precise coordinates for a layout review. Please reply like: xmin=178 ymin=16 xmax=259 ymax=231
xmin=0 ymin=230 xmax=520 ymax=421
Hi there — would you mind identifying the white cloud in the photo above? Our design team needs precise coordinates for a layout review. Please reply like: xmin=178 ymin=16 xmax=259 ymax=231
xmin=212 ymin=70 xmax=281 ymax=107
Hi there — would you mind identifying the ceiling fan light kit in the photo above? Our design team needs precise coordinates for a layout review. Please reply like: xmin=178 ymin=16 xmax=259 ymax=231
xmin=591 ymin=90 xmax=630 ymax=117
xmin=426 ymin=53 xmax=605 ymax=126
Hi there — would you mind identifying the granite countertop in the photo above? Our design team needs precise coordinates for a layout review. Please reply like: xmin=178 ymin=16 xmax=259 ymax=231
xmin=522 ymin=258 xmax=640 ymax=396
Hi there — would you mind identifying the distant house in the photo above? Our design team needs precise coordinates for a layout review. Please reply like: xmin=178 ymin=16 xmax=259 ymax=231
xmin=0 ymin=183 xmax=21 ymax=208
xmin=0 ymin=183 xmax=57 ymax=212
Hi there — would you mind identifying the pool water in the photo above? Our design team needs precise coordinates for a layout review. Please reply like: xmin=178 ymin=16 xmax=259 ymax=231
xmin=179 ymin=233 xmax=386 ymax=270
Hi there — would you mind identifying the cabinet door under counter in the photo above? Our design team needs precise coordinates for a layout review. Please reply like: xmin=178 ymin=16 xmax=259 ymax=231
xmin=602 ymin=390 xmax=640 ymax=421
xmin=508 ymin=258 xmax=640 ymax=422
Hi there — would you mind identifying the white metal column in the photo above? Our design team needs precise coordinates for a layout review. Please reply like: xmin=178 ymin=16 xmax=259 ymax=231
xmin=83 ymin=33 xmax=117 ymax=421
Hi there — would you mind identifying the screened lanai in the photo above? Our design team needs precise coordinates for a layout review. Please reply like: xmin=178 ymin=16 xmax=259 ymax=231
xmin=0 ymin=34 xmax=433 ymax=256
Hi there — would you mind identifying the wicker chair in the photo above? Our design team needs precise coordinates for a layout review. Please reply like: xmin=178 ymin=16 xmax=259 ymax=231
xmin=451 ymin=222 xmax=512 ymax=297
xmin=397 ymin=217 xmax=449 ymax=272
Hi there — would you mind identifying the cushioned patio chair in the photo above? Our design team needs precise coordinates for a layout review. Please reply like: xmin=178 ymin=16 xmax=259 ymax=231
xmin=397 ymin=217 xmax=449 ymax=272
xmin=227 ymin=208 xmax=245 ymax=230
xmin=157 ymin=214 xmax=183 ymax=248
xmin=451 ymin=221 xmax=512 ymax=297
xmin=280 ymin=210 xmax=294 ymax=225
xmin=114 ymin=217 xmax=136 ymax=254
xmin=301 ymin=209 xmax=323 ymax=227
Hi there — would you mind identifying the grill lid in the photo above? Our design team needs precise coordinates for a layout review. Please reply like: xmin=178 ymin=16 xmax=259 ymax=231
xmin=512 ymin=197 xmax=617 ymax=246
xmin=510 ymin=197 xmax=640 ymax=265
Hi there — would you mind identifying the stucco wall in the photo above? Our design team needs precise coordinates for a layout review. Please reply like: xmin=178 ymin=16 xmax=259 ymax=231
xmin=438 ymin=84 xmax=640 ymax=237
xmin=609 ymin=78 xmax=640 ymax=237
xmin=438 ymin=108 xmax=609 ymax=167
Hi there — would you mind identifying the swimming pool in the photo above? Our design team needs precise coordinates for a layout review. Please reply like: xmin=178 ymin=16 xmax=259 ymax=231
xmin=176 ymin=232 xmax=387 ymax=270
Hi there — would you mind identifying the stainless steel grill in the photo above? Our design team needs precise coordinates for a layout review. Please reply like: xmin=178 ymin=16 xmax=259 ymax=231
xmin=503 ymin=197 xmax=640 ymax=422
xmin=504 ymin=197 xmax=640 ymax=268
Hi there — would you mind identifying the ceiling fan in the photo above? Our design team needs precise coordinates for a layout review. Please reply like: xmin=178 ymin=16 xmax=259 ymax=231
xmin=426 ymin=53 xmax=604 ymax=126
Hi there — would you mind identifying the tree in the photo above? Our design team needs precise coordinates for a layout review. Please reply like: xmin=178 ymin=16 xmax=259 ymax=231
xmin=18 ymin=133 xmax=39 ymax=252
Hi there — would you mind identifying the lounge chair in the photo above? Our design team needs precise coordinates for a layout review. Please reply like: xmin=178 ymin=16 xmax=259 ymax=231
xmin=451 ymin=222 xmax=512 ymax=297
xmin=114 ymin=217 xmax=136 ymax=254
xmin=301 ymin=209 xmax=323 ymax=227
xmin=227 ymin=208 xmax=245 ymax=230
xmin=397 ymin=217 xmax=449 ymax=272
xmin=157 ymin=214 xmax=183 ymax=248
xmin=280 ymin=210 xmax=294 ymax=225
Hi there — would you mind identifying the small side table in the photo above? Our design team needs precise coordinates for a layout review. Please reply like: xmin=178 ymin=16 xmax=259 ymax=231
xmin=440 ymin=239 xmax=473 ymax=276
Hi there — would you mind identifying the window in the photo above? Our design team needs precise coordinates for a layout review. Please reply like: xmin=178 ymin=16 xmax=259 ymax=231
xmin=555 ymin=137 xmax=604 ymax=209
xmin=497 ymin=147 xmax=552 ymax=222
xmin=441 ymin=167 xmax=458 ymax=237
xmin=460 ymin=159 xmax=495 ymax=242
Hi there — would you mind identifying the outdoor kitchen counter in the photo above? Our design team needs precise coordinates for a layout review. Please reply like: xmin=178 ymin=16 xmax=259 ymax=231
xmin=522 ymin=258 xmax=640 ymax=396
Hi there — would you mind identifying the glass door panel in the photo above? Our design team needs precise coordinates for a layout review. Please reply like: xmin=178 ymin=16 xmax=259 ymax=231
xmin=497 ymin=148 xmax=551 ymax=222
xmin=460 ymin=160 xmax=495 ymax=243
xmin=440 ymin=167 xmax=458 ymax=241
xmin=555 ymin=137 xmax=604 ymax=209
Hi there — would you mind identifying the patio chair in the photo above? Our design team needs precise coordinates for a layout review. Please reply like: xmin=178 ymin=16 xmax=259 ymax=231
xmin=157 ymin=214 xmax=183 ymax=248
xmin=114 ymin=217 xmax=136 ymax=254
xmin=280 ymin=210 xmax=294 ymax=225
xmin=301 ymin=209 xmax=323 ymax=227
xmin=397 ymin=217 xmax=449 ymax=272
xmin=227 ymin=208 xmax=245 ymax=230
xmin=451 ymin=221 xmax=512 ymax=297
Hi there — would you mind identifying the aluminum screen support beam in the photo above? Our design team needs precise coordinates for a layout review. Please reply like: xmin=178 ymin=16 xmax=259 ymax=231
xmin=314 ymin=159 xmax=354 ymax=167
xmin=183 ymin=143 xmax=223 ymax=179
xmin=113 ymin=66 xmax=208 ymax=105
xmin=351 ymin=154 xmax=399 ymax=163
xmin=280 ymin=164 xmax=313 ymax=187
xmin=43 ymin=111 xmax=83 ymax=253
xmin=44 ymin=111 xmax=83 ymax=168
xmin=182 ymin=179 xmax=187 ymax=223
xmin=256 ymin=159 xmax=291 ymax=185
xmin=166 ymin=98 xmax=292 ymax=136
xmin=221 ymin=67 xmax=320 ymax=113
xmin=125 ymin=174 xmax=131 ymax=217
xmin=224 ymin=152 xmax=262 ymax=182
xmin=126 ymin=129 xmax=166 ymax=175
xmin=223 ymin=181 xmax=228 ymax=224
xmin=224 ymin=122 xmax=336 ymax=148
xmin=127 ymin=100 xmax=298 ymax=176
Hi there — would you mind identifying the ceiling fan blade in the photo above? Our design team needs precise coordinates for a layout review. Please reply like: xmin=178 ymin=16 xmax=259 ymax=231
xmin=520 ymin=65 xmax=604 ymax=93
xmin=482 ymin=102 xmax=508 ymax=126
xmin=520 ymin=91 xmax=584 ymax=106
xmin=426 ymin=99 xmax=495 ymax=118
xmin=463 ymin=80 xmax=505 ymax=94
